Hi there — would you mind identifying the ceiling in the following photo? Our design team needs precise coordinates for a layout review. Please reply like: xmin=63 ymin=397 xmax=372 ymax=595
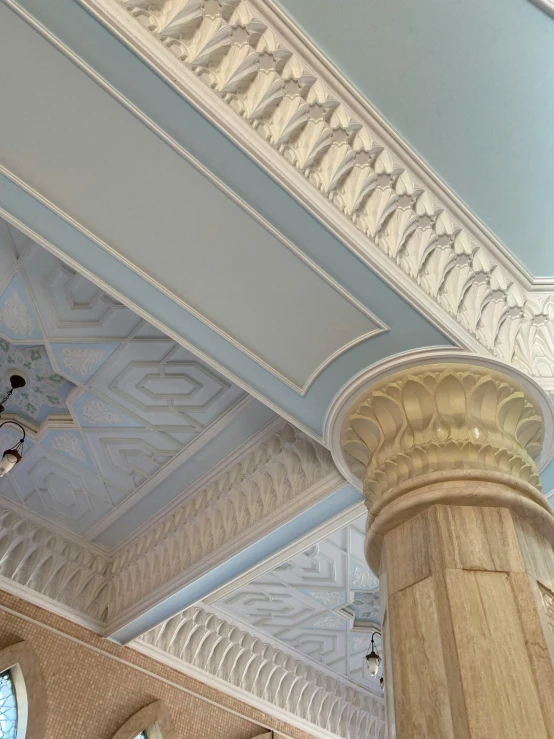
xmin=0 ymin=218 xmax=275 ymax=546
xmin=276 ymin=0 xmax=554 ymax=277
xmin=215 ymin=511 xmax=383 ymax=693
xmin=0 ymin=0 xmax=452 ymax=439
xmin=271 ymin=0 xmax=554 ymax=278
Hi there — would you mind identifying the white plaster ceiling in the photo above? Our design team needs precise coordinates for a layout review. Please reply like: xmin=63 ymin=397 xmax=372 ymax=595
xmin=215 ymin=512 xmax=383 ymax=692
xmin=0 ymin=218 xmax=272 ymax=544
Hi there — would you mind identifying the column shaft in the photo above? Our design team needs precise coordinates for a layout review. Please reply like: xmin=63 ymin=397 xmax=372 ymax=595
xmin=381 ymin=499 xmax=554 ymax=738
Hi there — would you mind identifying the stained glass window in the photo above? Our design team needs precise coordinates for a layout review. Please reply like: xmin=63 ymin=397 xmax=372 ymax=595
xmin=0 ymin=670 xmax=17 ymax=739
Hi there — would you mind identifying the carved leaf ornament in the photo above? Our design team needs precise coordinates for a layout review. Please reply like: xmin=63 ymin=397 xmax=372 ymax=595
xmin=342 ymin=365 xmax=543 ymax=502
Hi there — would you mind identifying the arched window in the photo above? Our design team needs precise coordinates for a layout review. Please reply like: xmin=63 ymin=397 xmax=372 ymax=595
xmin=0 ymin=670 xmax=17 ymax=739
xmin=112 ymin=702 xmax=173 ymax=739
xmin=0 ymin=642 xmax=46 ymax=739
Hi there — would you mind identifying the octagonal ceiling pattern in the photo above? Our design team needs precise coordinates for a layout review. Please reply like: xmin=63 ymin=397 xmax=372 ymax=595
xmin=215 ymin=512 xmax=383 ymax=693
xmin=0 ymin=218 xmax=250 ymax=539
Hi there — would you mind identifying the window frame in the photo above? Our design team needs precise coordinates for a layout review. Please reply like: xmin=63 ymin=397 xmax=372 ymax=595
xmin=111 ymin=701 xmax=172 ymax=739
xmin=0 ymin=642 xmax=46 ymax=739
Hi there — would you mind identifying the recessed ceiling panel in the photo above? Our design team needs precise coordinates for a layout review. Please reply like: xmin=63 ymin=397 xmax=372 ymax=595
xmin=0 ymin=2 xmax=386 ymax=391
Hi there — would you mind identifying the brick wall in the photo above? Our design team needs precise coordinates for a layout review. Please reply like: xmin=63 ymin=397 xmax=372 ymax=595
xmin=0 ymin=590 xmax=314 ymax=739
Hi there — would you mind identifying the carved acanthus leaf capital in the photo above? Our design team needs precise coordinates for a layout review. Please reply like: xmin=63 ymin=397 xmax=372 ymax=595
xmin=341 ymin=363 xmax=544 ymax=503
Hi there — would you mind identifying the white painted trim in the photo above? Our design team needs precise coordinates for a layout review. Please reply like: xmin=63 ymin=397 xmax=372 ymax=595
xmin=0 ymin=207 xmax=321 ymax=445
xmin=0 ymin=493 xmax=109 ymax=555
xmin=324 ymin=348 xmax=554 ymax=492
xmin=104 ymin=471 xmax=344 ymax=636
xmin=73 ymin=0 xmax=474 ymax=353
xmin=113 ymin=414 xmax=287 ymax=553
xmin=0 ymin=2 xmax=389 ymax=397
xmin=83 ymin=394 xmax=257 ymax=540
xmin=530 ymin=0 xmax=554 ymax=18
xmin=0 ymin=575 xmax=103 ymax=633
xmin=206 ymin=600 xmax=381 ymax=698
xmin=203 ymin=500 xmax=366 ymax=604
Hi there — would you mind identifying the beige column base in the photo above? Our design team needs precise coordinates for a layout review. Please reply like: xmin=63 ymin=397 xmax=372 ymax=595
xmin=376 ymin=473 xmax=554 ymax=739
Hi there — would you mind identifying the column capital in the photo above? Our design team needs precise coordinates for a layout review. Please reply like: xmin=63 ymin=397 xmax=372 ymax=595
xmin=342 ymin=362 xmax=544 ymax=498
xmin=327 ymin=358 xmax=554 ymax=572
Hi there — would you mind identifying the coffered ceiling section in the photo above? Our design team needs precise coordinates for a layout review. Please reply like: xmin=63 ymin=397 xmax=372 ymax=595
xmin=0 ymin=218 xmax=274 ymax=543
xmin=214 ymin=511 xmax=383 ymax=694
xmin=0 ymin=0 xmax=451 ymax=438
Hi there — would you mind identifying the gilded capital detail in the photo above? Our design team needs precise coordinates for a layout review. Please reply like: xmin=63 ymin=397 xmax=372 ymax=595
xmin=341 ymin=363 xmax=544 ymax=504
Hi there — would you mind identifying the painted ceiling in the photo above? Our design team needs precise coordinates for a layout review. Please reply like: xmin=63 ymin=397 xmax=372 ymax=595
xmin=272 ymin=0 xmax=554 ymax=278
xmin=215 ymin=511 xmax=383 ymax=693
xmin=0 ymin=0 xmax=452 ymax=441
xmin=0 ymin=218 xmax=275 ymax=545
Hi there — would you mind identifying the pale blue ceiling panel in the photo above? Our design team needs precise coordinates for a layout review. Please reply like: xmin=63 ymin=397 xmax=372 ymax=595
xmin=0 ymin=1 xmax=452 ymax=439
xmin=270 ymin=0 xmax=554 ymax=278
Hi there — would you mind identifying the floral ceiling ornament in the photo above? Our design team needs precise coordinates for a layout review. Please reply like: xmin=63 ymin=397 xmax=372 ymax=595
xmin=60 ymin=347 xmax=106 ymax=378
xmin=0 ymin=292 xmax=36 ymax=337
xmin=50 ymin=433 xmax=87 ymax=463
xmin=81 ymin=399 xmax=124 ymax=425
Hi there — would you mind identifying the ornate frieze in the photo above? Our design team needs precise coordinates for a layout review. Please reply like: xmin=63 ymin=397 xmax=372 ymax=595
xmin=82 ymin=0 xmax=554 ymax=388
xmin=108 ymin=423 xmax=338 ymax=623
xmin=139 ymin=604 xmax=385 ymax=739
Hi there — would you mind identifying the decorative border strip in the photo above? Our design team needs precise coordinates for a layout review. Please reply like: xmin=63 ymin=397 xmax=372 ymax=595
xmin=79 ymin=0 xmax=554 ymax=390
xmin=138 ymin=604 xmax=385 ymax=739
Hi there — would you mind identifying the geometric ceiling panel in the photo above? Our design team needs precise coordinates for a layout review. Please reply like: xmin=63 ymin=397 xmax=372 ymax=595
xmin=215 ymin=512 xmax=383 ymax=692
xmin=0 ymin=217 xmax=261 ymax=544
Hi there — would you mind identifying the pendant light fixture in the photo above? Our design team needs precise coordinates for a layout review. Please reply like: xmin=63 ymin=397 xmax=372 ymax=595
xmin=0 ymin=374 xmax=27 ymax=477
xmin=365 ymin=630 xmax=382 ymax=678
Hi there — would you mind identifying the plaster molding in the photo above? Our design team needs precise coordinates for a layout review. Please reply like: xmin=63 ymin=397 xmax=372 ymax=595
xmin=530 ymin=0 xmax=554 ymax=18
xmin=76 ymin=0 xmax=554 ymax=389
xmin=113 ymin=414 xmax=288 ymax=552
xmin=0 ymin=419 xmax=344 ymax=642
xmin=107 ymin=423 xmax=340 ymax=629
xmin=203 ymin=499 xmax=366 ymax=605
xmin=136 ymin=604 xmax=385 ymax=739
xmin=0 ymin=507 xmax=111 ymax=623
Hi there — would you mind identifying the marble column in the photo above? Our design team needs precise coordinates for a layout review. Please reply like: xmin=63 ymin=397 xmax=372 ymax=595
xmin=340 ymin=363 xmax=554 ymax=739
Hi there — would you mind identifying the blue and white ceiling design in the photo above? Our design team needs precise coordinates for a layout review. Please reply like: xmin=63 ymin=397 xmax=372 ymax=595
xmin=0 ymin=218 xmax=274 ymax=544
xmin=271 ymin=0 xmax=554 ymax=278
xmin=215 ymin=512 xmax=383 ymax=691
xmin=0 ymin=0 xmax=452 ymax=441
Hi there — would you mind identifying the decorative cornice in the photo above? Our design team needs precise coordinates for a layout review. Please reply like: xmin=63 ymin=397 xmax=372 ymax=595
xmin=0 ymin=507 xmax=111 ymax=622
xmin=107 ymin=423 xmax=339 ymax=629
xmin=137 ymin=604 xmax=385 ymax=739
xmin=530 ymin=0 xmax=554 ymax=18
xmin=76 ymin=0 xmax=554 ymax=391
xmin=341 ymin=363 xmax=544 ymax=501
xmin=0 ymin=421 xmax=342 ymax=642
